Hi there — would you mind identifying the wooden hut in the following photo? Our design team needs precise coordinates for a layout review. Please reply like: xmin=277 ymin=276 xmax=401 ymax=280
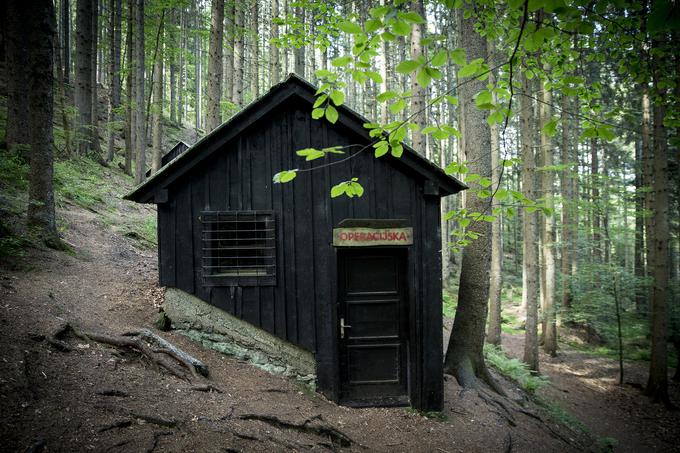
xmin=125 ymin=74 xmax=466 ymax=411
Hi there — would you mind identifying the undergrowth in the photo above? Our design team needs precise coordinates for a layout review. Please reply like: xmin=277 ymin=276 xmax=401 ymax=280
xmin=483 ymin=345 xmax=549 ymax=393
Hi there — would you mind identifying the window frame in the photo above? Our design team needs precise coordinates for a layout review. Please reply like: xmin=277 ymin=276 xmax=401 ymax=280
xmin=200 ymin=210 xmax=277 ymax=287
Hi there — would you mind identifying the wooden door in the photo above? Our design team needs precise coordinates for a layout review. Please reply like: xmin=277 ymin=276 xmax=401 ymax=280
xmin=337 ymin=248 xmax=409 ymax=406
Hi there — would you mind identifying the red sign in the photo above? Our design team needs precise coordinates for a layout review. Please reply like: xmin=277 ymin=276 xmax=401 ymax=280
xmin=332 ymin=227 xmax=413 ymax=246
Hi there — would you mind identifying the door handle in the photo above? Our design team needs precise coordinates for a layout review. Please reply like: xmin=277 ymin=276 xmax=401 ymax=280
xmin=340 ymin=317 xmax=352 ymax=339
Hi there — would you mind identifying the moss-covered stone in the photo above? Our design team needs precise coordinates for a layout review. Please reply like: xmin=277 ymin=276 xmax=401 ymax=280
xmin=164 ymin=288 xmax=316 ymax=385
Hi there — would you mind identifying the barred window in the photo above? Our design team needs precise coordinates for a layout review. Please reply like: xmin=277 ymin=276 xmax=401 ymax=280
xmin=201 ymin=211 xmax=276 ymax=286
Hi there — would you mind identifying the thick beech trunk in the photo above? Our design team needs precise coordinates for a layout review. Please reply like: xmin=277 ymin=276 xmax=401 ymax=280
xmin=443 ymin=10 xmax=500 ymax=393
xmin=409 ymin=0 xmax=427 ymax=158
xmin=233 ymin=3 xmax=244 ymax=107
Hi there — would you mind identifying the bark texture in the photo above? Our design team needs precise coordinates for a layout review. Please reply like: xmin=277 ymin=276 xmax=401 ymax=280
xmin=409 ymin=0 xmax=427 ymax=158
xmin=25 ymin=0 xmax=58 ymax=238
xmin=133 ymin=0 xmax=145 ymax=184
xmin=75 ymin=0 xmax=94 ymax=155
xmin=207 ymin=0 xmax=224 ymax=132
xmin=520 ymin=72 xmax=539 ymax=372
xmin=443 ymin=10 xmax=499 ymax=392
xmin=4 ymin=0 xmax=31 ymax=158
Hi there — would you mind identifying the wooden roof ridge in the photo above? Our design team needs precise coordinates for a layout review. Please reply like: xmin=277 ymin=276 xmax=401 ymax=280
xmin=125 ymin=73 xmax=467 ymax=203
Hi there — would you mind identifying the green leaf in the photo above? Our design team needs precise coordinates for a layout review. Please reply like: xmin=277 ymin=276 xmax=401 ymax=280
xmin=312 ymin=108 xmax=325 ymax=120
xmin=273 ymin=170 xmax=297 ymax=183
xmin=389 ymin=99 xmax=407 ymax=114
xmin=365 ymin=71 xmax=383 ymax=84
xmin=329 ymin=90 xmax=345 ymax=106
xmin=459 ymin=218 xmax=471 ymax=228
xmin=459 ymin=59 xmax=482 ymax=78
xmin=314 ymin=69 xmax=334 ymax=78
xmin=326 ymin=105 xmax=339 ymax=124
xmin=331 ymin=56 xmax=352 ymax=67
xmin=338 ymin=21 xmax=363 ymax=34
xmin=374 ymin=141 xmax=389 ymax=157
xmin=541 ymin=118 xmax=558 ymax=137
xmin=331 ymin=183 xmax=346 ymax=198
xmin=396 ymin=59 xmax=421 ymax=74
xmin=313 ymin=94 xmax=328 ymax=108
xmin=478 ymin=177 xmax=493 ymax=188
xmin=416 ymin=68 xmax=431 ymax=88
xmin=508 ymin=0 xmax=524 ymax=9
xmin=351 ymin=182 xmax=365 ymax=197
xmin=450 ymin=48 xmax=466 ymax=66
xmin=475 ymin=90 xmax=493 ymax=109
xmin=377 ymin=90 xmax=398 ymax=102
xmin=365 ymin=19 xmax=382 ymax=33
xmin=445 ymin=95 xmax=459 ymax=105
xmin=398 ymin=11 xmax=425 ymax=23
xmin=431 ymin=50 xmax=448 ymax=67
xmin=390 ymin=19 xmax=411 ymax=36
xmin=390 ymin=143 xmax=404 ymax=158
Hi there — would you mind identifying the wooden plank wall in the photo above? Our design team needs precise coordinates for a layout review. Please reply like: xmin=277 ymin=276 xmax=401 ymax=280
xmin=156 ymin=98 xmax=444 ymax=409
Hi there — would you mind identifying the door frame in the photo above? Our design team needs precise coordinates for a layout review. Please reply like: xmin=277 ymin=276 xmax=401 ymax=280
xmin=335 ymin=246 xmax=411 ymax=407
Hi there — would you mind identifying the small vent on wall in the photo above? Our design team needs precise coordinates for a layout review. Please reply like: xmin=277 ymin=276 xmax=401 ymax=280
xmin=201 ymin=210 xmax=276 ymax=286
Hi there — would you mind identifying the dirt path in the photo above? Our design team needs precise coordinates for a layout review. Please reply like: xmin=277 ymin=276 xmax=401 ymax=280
xmin=1 ymin=192 xmax=671 ymax=451
xmin=502 ymin=333 xmax=680 ymax=452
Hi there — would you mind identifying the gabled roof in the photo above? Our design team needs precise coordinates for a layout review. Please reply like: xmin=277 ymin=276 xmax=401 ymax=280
xmin=125 ymin=73 xmax=466 ymax=203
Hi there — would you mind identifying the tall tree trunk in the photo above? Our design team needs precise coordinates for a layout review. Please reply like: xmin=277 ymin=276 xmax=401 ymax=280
xmin=177 ymin=8 xmax=185 ymax=124
xmin=4 ymin=0 xmax=31 ymax=159
xmin=75 ymin=0 xmax=95 ymax=155
xmin=91 ymin=0 xmax=103 ymax=157
xmin=223 ymin=3 xmax=234 ymax=107
xmin=124 ymin=0 xmax=134 ymax=175
xmin=591 ymin=138 xmax=601 ymax=262
xmin=645 ymin=47 xmax=670 ymax=404
xmin=133 ymin=0 xmax=145 ymax=184
xmin=25 ymin=0 xmax=58 ymax=240
xmin=443 ymin=9 xmax=501 ymax=393
xmin=233 ymin=3 xmax=244 ymax=107
xmin=250 ymin=0 xmax=259 ymax=98
xmin=169 ymin=10 xmax=177 ymax=124
xmin=540 ymin=77 xmax=557 ymax=357
xmin=54 ymin=25 xmax=74 ymax=156
xmin=270 ymin=0 xmax=280 ymax=84
xmin=62 ymin=0 xmax=71 ymax=84
xmin=560 ymin=93 xmax=573 ymax=311
xmin=641 ymin=84 xmax=653 ymax=310
xmin=106 ymin=0 xmax=122 ymax=162
xmin=151 ymin=41 xmax=163 ymax=174
xmin=486 ymin=46 xmax=502 ymax=347
xmin=207 ymin=0 xmax=224 ymax=132
xmin=293 ymin=4 xmax=304 ymax=76
xmin=194 ymin=12 xmax=202 ymax=131
xmin=521 ymin=72 xmax=539 ymax=372
xmin=409 ymin=0 xmax=427 ymax=157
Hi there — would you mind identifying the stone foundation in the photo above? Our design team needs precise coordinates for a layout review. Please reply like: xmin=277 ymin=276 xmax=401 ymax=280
xmin=163 ymin=288 xmax=316 ymax=386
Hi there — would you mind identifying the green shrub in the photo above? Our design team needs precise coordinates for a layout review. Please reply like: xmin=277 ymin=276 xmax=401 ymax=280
xmin=484 ymin=345 xmax=549 ymax=392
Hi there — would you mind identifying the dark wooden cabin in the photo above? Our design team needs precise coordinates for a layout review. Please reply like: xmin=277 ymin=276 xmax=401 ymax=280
xmin=125 ymin=74 xmax=466 ymax=411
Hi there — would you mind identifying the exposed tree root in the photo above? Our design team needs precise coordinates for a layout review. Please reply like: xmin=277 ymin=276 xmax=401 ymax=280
xmin=98 ymin=419 xmax=133 ymax=432
xmin=144 ymin=430 xmax=173 ymax=453
xmin=189 ymin=384 xmax=223 ymax=393
xmin=97 ymin=389 xmax=129 ymax=397
xmin=48 ymin=323 xmax=207 ymax=382
xmin=238 ymin=413 xmax=356 ymax=448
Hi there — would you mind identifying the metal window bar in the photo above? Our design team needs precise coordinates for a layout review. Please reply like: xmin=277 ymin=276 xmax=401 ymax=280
xmin=201 ymin=211 xmax=276 ymax=282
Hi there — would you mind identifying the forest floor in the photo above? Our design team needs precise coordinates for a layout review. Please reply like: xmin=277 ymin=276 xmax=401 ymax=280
xmin=0 ymin=165 xmax=679 ymax=452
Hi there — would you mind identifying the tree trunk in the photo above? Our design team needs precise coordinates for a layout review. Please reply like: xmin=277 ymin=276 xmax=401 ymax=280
xmin=250 ymin=0 xmax=259 ymax=98
xmin=124 ymin=0 xmax=134 ymax=175
xmin=133 ymin=0 xmax=145 ymax=184
xmin=207 ymin=0 xmax=224 ymax=132
xmin=62 ymin=0 xmax=71 ymax=84
xmin=560 ymin=93 xmax=573 ymax=311
xmin=90 ymin=0 xmax=103 ymax=158
xmin=106 ymin=0 xmax=122 ymax=162
xmin=591 ymin=138 xmax=601 ymax=262
xmin=486 ymin=45 xmax=502 ymax=347
xmin=223 ymin=3 xmax=234 ymax=107
xmin=270 ymin=0 xmax=280 ymax=84
xmin=443 ymin=10 xmax=500 ymax=393
xmin=194 ymin=12 xmax=202 ymax=131
xmin=25 ymin=0 xmax=58 ymax=240
xmin=520 ymin=72 xmax=539 ymax=372
xmin=75 ymin=0 xmax=94 ymax=155
xmin=409 ymin=0 xmax=427 ymax=158
xmin=540 ymin=76 xmax=557 ymax=357
xmin=169 ymin=10 xmax=177 ymax=124
xmin=233 ymin=3 xmax=244 ymax=107
xmin=4 ymin=0 xmax=31 ymax=159
xmin=645 ymin=53 xmax=670 ymax=404
xmin=151 ymin=39 xmax=163 ymax=174
xmin=641 ymin=84 xmax=653 ymax=310
xmin=293 ymin=5 xmax=304 ymax=76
